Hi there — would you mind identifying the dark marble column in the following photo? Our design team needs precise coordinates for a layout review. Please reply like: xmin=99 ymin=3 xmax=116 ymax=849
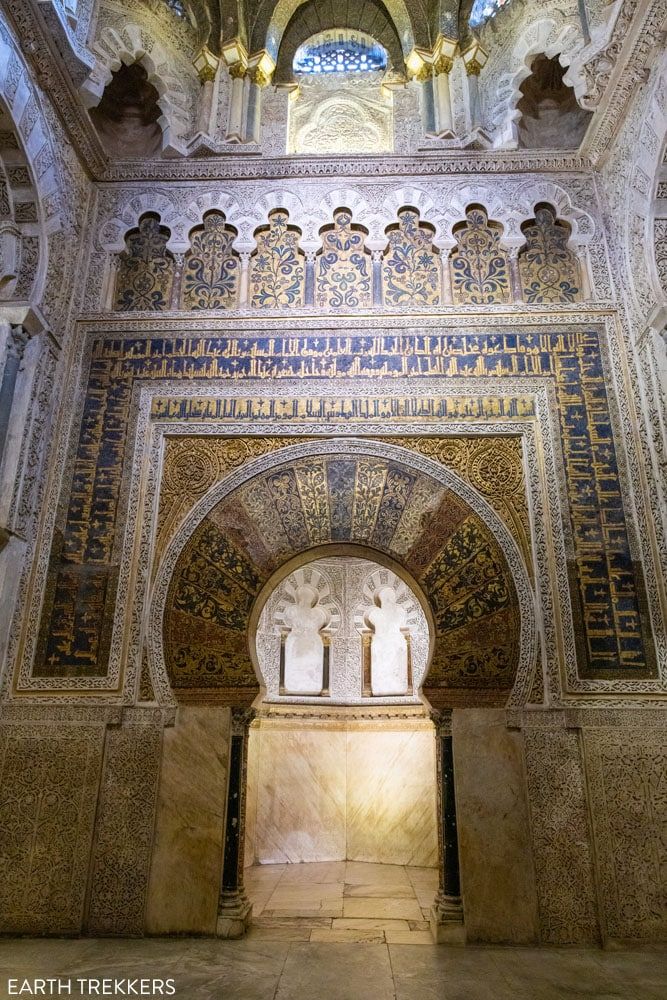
xmin=431 ymin=709 xmax=465 ymax=943
xmin=217 ymin=706 xmax=254 ymax=938
xmin=0 ymin=324 xmax=28 ymax=467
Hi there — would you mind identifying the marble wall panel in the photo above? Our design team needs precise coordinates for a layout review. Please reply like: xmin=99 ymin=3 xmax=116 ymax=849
xmin=251 ymin=723 xmax=347 ymax=864
xmin=146 ymin=707 xmax=230 ymax=934
xmin=247 ymin=718 xmax=437 ymax=867
xmin=87 ymin=718 xmax=163 ymax=935
xmin=523 ymin=726 xmax=600 ymax=945
xmin=345 ymin=724 xmax=438 ymax=867
xmin=584 ymin=727 xmax=667 ymax=942
xmin=453 ymin=709 xmax=539 ymax=944
xmin=0 ymin=723 xmax=105 ymax=934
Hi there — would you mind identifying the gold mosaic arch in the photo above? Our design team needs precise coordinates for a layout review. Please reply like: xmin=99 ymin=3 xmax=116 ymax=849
xmin=160 ymin=442 xmax=527 ymax=707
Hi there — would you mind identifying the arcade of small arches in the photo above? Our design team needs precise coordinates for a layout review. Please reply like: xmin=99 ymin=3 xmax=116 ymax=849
xmin=110 ymin=203 xmax=587 ymax=312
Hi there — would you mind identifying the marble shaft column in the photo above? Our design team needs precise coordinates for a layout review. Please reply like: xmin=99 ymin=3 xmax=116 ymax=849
xmin=304 ymin=251 xmax=316 ymax=305
xmin=0 ymin=324 xmax=28 ymax=467
xmin=431 ymin=710 xmax=465 ymax=943
xmin=217 ymin=707 xmax=254 ymax=938
xmin=197 ymin=77 xmax=216 ymax=134
xmin=433 ymin=57 xmax=454 ymax=136
xmin=227 ymin=67 xmax=247 ymax=141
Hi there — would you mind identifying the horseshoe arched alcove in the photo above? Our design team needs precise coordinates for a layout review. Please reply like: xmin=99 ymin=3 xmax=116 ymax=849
xmin=154 ymin=439 xmax=536 ymax=935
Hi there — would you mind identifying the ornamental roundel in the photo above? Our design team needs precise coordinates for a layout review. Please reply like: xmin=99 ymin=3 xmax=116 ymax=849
xmin=469 ymin=441 xmax=523 ymax=496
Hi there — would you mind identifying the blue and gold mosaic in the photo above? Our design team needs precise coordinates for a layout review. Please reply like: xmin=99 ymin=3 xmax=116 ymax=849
xmin=165 ymin=454 xmax=520 ymax=693
xmin=36 ymin=328 xmax=656 ymax=688
xmin=450 ymin=206 xmax=511 ymax=305
xmin=181 ymin=212 xmax=239 ymax=310
xmin=114 ymin=214 xmax=174 ymax=311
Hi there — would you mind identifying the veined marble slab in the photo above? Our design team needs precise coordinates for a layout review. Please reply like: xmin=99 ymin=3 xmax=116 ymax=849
xmin=246 ymin=718 xmax=438 ymax=867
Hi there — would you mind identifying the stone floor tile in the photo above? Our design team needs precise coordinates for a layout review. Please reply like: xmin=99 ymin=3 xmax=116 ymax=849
xmin=343 ymin=896 xmax=424 ymax=921
xmin=344 ymin=881 xmax=415 ymax=898
xmin=332 ymin=917 xmax=411 ymax=931
xmin=275 ymin=942 xmax=394 ymax=1000
xmin=310 ymin=928 xmax=386 ymax=943
xmin=385 ymin=929 xmax=434 ymax=945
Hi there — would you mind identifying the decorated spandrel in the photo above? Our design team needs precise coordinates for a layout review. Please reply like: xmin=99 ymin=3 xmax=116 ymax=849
xmin=114 ymin=213 xmax=174 ymax=311
xmin=382 ymin=209 xmax=440 ymax=305
xmin=519 ymin=204 xmax=582 ymax=304
xmin=316 ymin=209 xmax=371 ymax=308
xmin=249 ymin=210 xmax=305 ymax=308
xmin=450 ymin=206 xmax=511 ymax=305
xmin=181 ymin=211 xmax=239 ymax=309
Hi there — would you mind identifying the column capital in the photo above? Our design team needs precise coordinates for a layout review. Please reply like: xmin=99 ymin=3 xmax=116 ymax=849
xmin=193 ymin=46 xmax=220 ymax=84
xmin=431 ymin=708 xmax=452 ymax=737
xmin=248 ymin=49 xmax=275 ymax=88
xmin=462 ymin=41 xmax=488 ymax=76
xmin=8 ymin=324 xmax=29 ymax=361
xmin=231 ymin=706 xmax=255 ymax=736
xmin=222 ymin=38 xmax=249 ymax=78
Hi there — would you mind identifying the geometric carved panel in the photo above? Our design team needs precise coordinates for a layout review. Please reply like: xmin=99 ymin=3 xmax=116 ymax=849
xmin=584 ymin=728 xmax=667 ymax=941
xmin=0 ymin=725 xmax=104 ymax=934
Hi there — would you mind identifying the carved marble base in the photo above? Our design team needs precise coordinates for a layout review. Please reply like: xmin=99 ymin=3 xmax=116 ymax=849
xmin=216 ymin=892 xmax=253 ymax=939
xmin=430 ymin=893 xmax=466 ymax=945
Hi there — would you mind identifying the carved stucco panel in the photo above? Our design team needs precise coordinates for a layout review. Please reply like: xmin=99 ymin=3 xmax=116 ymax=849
xmin=523 ymin=726 xmax=600 ymax=944
xmin=584 ymin=727 xmax=667 ymax=941
xmin=0 ymin=723 xmax=105 ymax=934
xmin=87 ymin=718 xmax=163 ymax=934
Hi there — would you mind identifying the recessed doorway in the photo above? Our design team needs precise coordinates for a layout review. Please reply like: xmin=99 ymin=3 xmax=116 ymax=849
xmin=244 ymin=554 xmax=439 ymax=941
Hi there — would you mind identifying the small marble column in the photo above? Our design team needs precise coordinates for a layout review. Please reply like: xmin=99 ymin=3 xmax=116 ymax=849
xmin=170 ymin=253 xmax=185 ymax=310
xmin=416 ymin=68 xmax=436 ymax=134
xmin=465 ymin=64 xmax=481 ymax=132
xmin=193 ymin=47 xmax=220 ymax=136
xmin=304 ymin=251 xmax=316 ymax=306
xmin=238 ymin=252 xmax=251 ymax=306
xmin=372 ymin=250 xmax=384 ymax=307
xmin=227 ymin=65 xmax=247 ymax=141
xmin=508 ymin=248 xmax=523 ymax=302
xmin=0 ymin=323 xmax=28 ymax=467
xmin=433 ymin=56 xmax=455 ymax=137
xmin=430 ymin=710 xmax=465 ymax=944
xmin=217 ymin=707 xmax=254 ymax=938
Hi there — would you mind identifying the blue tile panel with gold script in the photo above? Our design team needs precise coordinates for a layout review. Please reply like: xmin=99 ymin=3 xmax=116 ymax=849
xmin=181 ymin=212 xmax=239 ymax=310
xmin=450 ymin=207 xmax=511 ymax=305
xmin=114 ymin=214 xmax=174 ymax=311
xmin=382 ymin=209 xmax=440 ymax=305
xmin=165 ymin=455 xmax=520 ymax=693
xmin=35 ymin=329 xmax=655 ymax=685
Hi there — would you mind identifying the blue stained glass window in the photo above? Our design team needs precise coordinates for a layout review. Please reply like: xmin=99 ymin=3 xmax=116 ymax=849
xmin=294 ymin=30 xmax=388 ymax=74
xmin=469 ymin=0 xmax=512 ymax=28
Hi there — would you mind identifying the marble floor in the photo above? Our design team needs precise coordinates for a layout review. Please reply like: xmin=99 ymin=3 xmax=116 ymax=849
xmin=246 ymin=860 xmax=437 ymax=943
xmin=0 ymin=864 xmax=665 ymax=1000
xmin=1 ymin=935 xmax=665 ymax=1000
